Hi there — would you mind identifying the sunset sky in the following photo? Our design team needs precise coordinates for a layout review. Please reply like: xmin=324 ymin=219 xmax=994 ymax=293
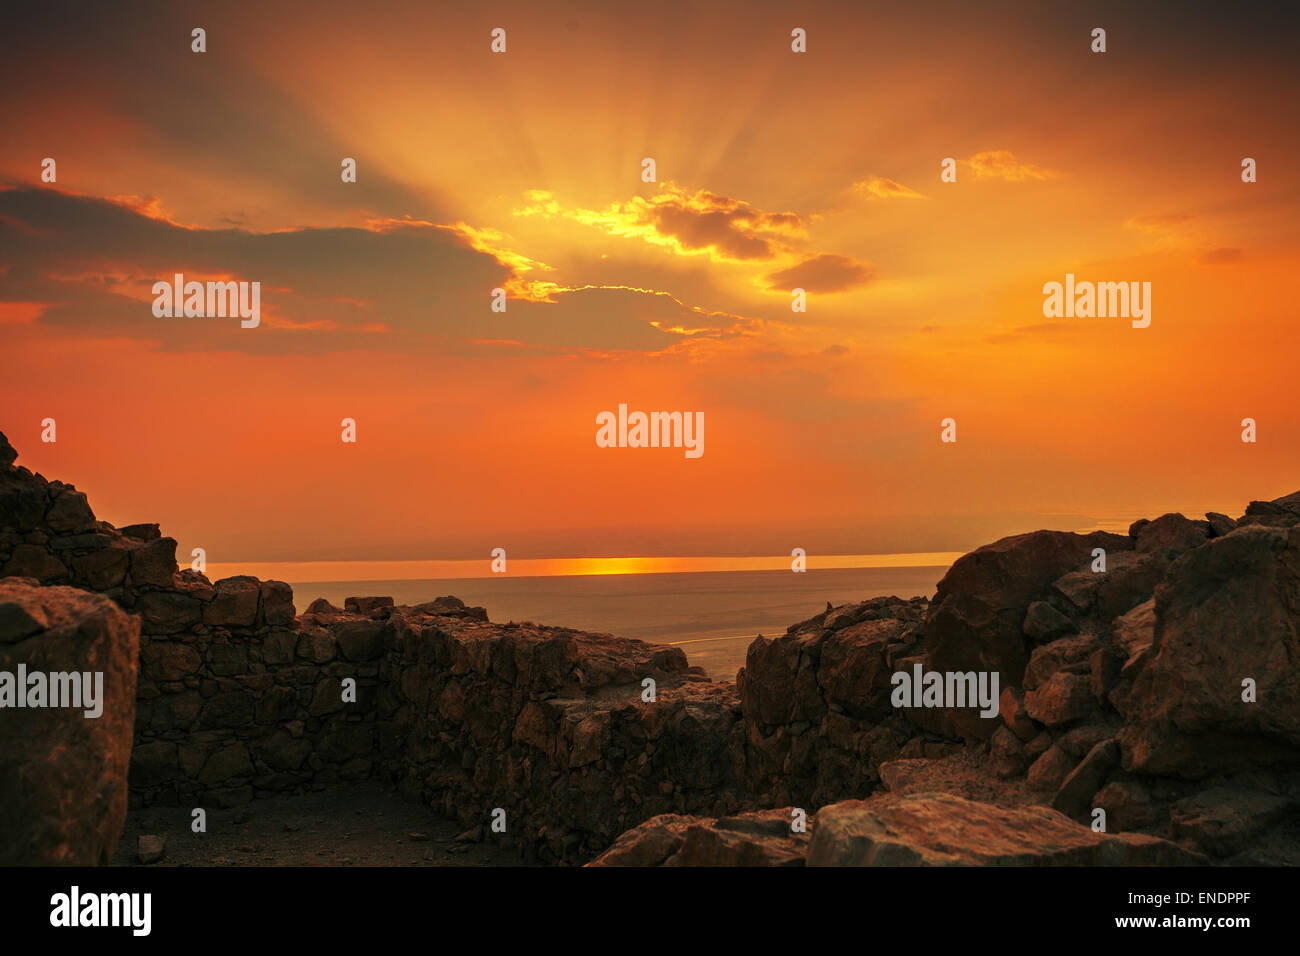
xmin=3 ymin=0 xmax=1298 ymax=571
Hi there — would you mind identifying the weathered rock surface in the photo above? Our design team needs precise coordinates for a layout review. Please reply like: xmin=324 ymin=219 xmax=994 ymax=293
xmin=1168 ymin=787 xmax=1297 ymax=857
xmin=0 ymin=578 xmax=140 ymax=864
xmin=587 ymin=808 xmax=809 ymax=866
xmin=1120 ymin=525 xmax=1300 ymax=777
xmin=737 ymin=596 xmax=934 ymax=807
xmin=806 ymin=792 xmax=1200 ymax=866
xmin=922 ymin=530 xmax=1129 ymax=738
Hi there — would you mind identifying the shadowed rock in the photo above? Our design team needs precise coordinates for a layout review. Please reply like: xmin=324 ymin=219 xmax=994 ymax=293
xmin=806 ymin=792 xmax=1200 ymax=866
xmin=1120 ymin=525 xmax=1300 ymax=777
xmin=587 ymin=808 xmax=809 ymax=866
xmin=922 ymin=530 xmax=1129 ymax=739
xmin=0 ymin=578 xmax=140 ymax=865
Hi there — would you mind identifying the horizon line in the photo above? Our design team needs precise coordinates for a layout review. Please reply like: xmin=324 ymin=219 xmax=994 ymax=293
xmin=203 ymin=552 xmax=968 ymax=584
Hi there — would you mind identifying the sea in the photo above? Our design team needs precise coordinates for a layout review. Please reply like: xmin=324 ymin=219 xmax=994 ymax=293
xmin=289 ymin=565 xmax=949 ymax=681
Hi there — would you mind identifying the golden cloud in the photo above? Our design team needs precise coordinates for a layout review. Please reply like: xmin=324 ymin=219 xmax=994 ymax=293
xmin=515 ymin=184 xmax=807 ymax=263
xmin=853 ymin=176 xmax=928 ymax=201
xmin=964 ymin=150 xmax=1058 ymax=182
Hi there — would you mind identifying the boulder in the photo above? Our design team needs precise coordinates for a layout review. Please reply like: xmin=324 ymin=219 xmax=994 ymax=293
xmin=1134 ymin=513 xmax=1209 ymax=554
xmin=1024 ymin=633 xmax=1098 ymax=691
xmin=805 ymin=792 xmax=1199 ymax=865
xmin=1205 ymin=512 xmax=1237 ymax=538
xmin=586 ymin=815 xmax=696 ymax=866
xmin=1049 ymin=550 xmax=1172 ymax=622
xmin=0 ymin=579 xmax=140 ymax=864
xmin=1237 ymin=493 xmax=1300 ymax=529
xmin=136 ymin=834 xmax=166 ymax=865
xmin=1120 ymin=525 xmax=1300 ymax=777
xmin=1024 ymin=672 xmax=1096 ymax=727
xmin=345 ymin=596 xmax=394 ymax=615
xmin=1026 ymin=743 xmax=1076 ymax=793
xmin=589 ymin=809 xmax=808 ymax=866
xmin=922 ymin=530 xmax=1128 ymax=738
xmin=1050 ymin=738 xmax=1119 ymax=819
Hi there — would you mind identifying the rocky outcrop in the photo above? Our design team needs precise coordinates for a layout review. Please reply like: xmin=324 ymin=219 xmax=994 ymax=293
xmin=0 ymin=578 xmax=140 ymax=864
xmin=1120 ymin=524 xmax=1300 ymax=778
xmin=736 ymin=596 xmax=954 ymax=808
xmin=922 ymin=530 xmax=1129 ymax=739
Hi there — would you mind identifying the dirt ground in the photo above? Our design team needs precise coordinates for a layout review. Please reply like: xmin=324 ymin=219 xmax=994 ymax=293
xmin=110 ymin=781 xmax=536 ymax=867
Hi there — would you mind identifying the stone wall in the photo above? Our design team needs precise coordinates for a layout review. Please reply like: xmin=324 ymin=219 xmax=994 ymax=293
xmin=376 ymin=605 xmax=747 ymax=862
xmin=0 ymin=439 xmax=384 ymax=808
xmin=129 ymin=581 xmax=392 ymax=808
xmin=737 ymin=595 xmax=957 ymax=810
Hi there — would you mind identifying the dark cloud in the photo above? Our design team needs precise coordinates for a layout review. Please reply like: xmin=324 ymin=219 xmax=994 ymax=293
xmin=0 ymin=187 xmax=720 ymax=354
xmin=644 ymin=188 xmax=803 ymax=261
xmin=766 ymin=254 xmax=873 ymax=293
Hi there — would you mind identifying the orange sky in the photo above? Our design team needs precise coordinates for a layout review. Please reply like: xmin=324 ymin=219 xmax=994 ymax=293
xmin=3 ymin=0 xmax=1298 ymax=567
